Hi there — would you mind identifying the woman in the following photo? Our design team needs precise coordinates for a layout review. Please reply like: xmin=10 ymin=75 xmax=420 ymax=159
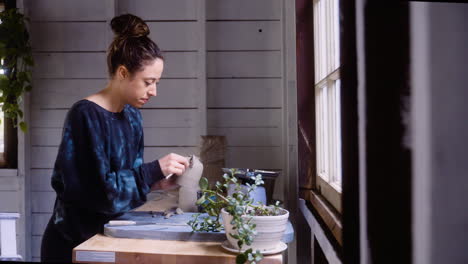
xmin=40 ymin=14 xmax=189 ymax=262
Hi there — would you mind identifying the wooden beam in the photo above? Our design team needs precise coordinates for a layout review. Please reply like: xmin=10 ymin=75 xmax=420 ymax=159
xmin=197 ymin=0 xmax=207 ymax=138
xmin=364 ymin=2 xmax=411 ymax=263
xmin=283 ymin=1 xmax=298 ymax=263
xmin=340 ymin=0 xmax=360 ymax=263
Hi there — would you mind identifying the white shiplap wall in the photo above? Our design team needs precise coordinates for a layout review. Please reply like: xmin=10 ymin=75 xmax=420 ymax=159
xmin=0 ymin=1 xmax=31 ymax=261
xmin=25 ymin=0 xmax=285 ymax=261
xmin=28 ymin=1 xmax=110 ymax=260
xmin=206 ymin=0 xmax=283 ymax=172
xmin=0 ymin=170 xmax=21 ymax=248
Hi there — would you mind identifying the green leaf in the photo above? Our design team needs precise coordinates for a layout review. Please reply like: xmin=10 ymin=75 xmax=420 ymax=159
xmin=19 ymin=121 xmax=27 ymax=133
xmin=17 ymin=71 xmax=26 ymax=82
xmin=236 ymin=253 xmax=248 ymax=264
xmin=196 ymin=194 xmax=205 ymax=205
xmin=199 ymin=177 xmax=209 ymax=190
xmin=254 ymin=251 xmax=263 ymax=261
xmin=25 ymin=70 xmax=32 ymax=81
xmin=237 ymin=240 xmax=243 ymax=249
xmin=24 ymin=56 xmax=34 ymax=66
xmin=209 ymin=208 xmax=216 ymax=216
xmin=0 ymin=77 xmax=8 ymax=91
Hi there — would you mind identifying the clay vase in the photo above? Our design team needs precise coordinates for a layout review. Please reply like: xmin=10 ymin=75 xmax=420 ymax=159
xmin=177 ymin=155 xmax=203 ymax=212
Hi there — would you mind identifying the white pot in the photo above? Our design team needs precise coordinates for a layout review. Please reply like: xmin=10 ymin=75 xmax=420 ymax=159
xmin=221 ymin=207 xmax=289 ymax=252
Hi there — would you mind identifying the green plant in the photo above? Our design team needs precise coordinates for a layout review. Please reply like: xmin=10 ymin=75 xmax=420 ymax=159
xmin=0 ymin=8 xmax=34 ymax=133
xmin=187 ymin=169 xmax=284 ymax=264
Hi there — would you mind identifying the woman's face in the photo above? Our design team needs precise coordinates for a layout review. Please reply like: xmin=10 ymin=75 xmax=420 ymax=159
xmin=119 ymin=58 xmax=164 ymax=108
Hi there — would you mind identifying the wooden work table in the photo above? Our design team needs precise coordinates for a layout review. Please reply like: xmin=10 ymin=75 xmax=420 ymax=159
xmin=72 ymin=190 xmax=284 ymax=263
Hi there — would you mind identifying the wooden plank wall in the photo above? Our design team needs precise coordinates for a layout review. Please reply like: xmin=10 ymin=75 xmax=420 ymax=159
xmin=0 ymin=8 xmax=25 ymax=259
xmin=0 ymin=171 xmax=23 ymax=257
xmin=0 ymin=169 xmax=20 ymax=213
xmin=25 ymin=0 xmax=284 ymax=261
xmin=206 ymin=0 xmax=283 ymax=172
xmin=0 ymin=1 xmax=30 ymax=260
xmin=27 ymin=1 xmax=109 ymax=260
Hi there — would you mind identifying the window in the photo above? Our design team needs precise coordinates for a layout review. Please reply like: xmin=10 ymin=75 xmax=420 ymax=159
xmin=313 ymin=0 xmax=342 ymax=212
xmin=0 ymin=0 xmax=16 ymax=168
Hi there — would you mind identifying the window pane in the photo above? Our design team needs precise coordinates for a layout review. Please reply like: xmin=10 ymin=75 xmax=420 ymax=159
xmin=314 ymin=0 xmax=340 ymax=80
xmin=314 ymin=0 xmax=329 ymax=83
xmin=322 ymin=85 xmax=328 ymax=180
xmin=315 ymin=85 xmax=322 ymax=176
xmin=328 ymin=80 xmax=336 ymax=185
xmin=320 ymin=0 xmax=327 ymax=80
xmin=326 ymin=0 xmax=332 ymax=73
xmin=314 ymin=0 xmax=342 ymax=191
xmin=314 ymin=1 xmax=319 ymax=79
xmin=316 ymin=83 xmax=330 ymax=182
xmin=334 ymin=0 xmax=340 ymax=70
xmin=333 ymin=79 xmax=342 ymax=189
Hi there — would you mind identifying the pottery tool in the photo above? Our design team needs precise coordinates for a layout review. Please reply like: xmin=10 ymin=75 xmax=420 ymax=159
xmin=107 ymin=220 xmax=188 ymax=228
xmin=165 ymin=155 xmax=194 ymax=179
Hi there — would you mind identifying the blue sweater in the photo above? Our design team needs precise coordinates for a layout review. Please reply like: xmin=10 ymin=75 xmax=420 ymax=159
xmin=49 ymin=99 xmax=164 ymax=243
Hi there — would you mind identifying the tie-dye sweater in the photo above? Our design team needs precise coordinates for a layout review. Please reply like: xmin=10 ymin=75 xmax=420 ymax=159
xmin=49 ymin=99 xmax=164 ymax=243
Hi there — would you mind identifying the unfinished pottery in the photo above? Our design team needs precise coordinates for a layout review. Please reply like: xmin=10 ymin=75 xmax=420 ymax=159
xmin=177 ymin=155 xmax=203 ymax=212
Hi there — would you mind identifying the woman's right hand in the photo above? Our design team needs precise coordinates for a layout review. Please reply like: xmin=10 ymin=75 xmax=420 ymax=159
xmin=158 ymin=153 xmax=189 ymax=177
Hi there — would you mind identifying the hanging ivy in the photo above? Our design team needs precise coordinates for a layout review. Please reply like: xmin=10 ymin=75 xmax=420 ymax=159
xmin=0 ymin=7 xmax=34 ymax=133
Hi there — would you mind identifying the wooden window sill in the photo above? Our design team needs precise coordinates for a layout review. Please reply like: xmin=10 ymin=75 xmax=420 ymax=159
xmin=300 ymin=189 xmax=342 ymax=246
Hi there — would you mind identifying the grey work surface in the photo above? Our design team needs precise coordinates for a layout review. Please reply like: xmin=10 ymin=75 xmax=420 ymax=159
xmin=104 ymin=211 xmax=294 ymax=243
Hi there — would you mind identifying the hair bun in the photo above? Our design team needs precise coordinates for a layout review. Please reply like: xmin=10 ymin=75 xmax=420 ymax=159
xmin=110 ymin=14 xmax=150 ymax=38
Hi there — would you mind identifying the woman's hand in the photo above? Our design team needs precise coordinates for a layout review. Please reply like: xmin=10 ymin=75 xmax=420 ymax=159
xmin=151 ymin=153 xmax=189 ymax=191
xmin=158 ymin=153 xmax=189 ymax=177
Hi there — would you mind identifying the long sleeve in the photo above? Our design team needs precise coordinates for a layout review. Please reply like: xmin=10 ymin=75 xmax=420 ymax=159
xmin=51 ymin=101 xmax=164 ymax=217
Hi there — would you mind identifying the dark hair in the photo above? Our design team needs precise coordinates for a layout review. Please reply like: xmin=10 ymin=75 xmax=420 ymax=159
xmin=107 ymin=14 xmax=164 ymax=78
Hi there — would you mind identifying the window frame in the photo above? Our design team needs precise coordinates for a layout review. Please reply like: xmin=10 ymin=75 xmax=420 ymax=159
xmin=313 ymin=0 xmax=342 ymax=213
xmin=297 ymin=0 xmax=346 ymax=249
